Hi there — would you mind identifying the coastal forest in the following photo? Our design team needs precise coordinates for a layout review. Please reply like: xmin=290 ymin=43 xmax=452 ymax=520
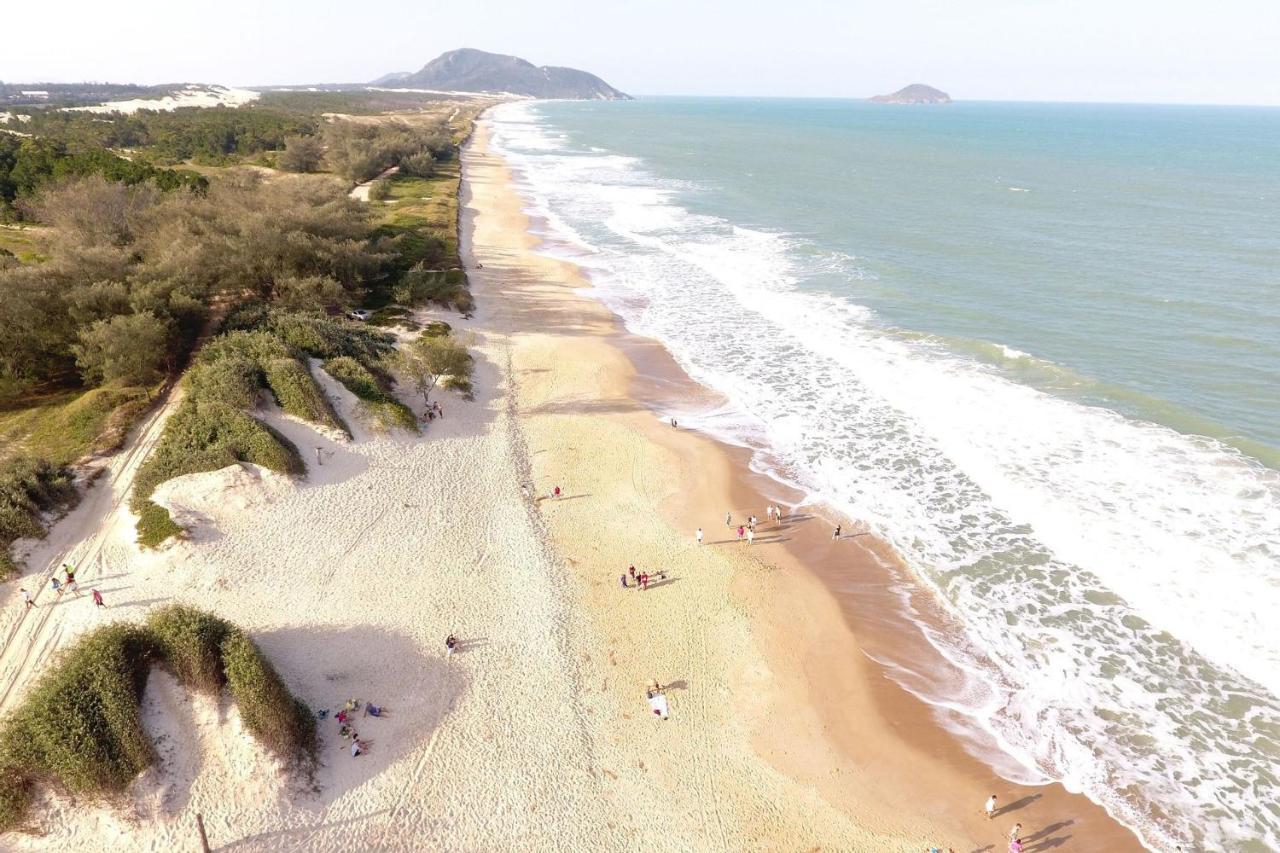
xmin=0 ymin=93 xmax=483 ymax=576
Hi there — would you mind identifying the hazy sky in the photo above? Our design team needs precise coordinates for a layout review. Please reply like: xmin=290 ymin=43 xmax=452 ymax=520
xmin=4 ymin=0 xmax=1280 ymax=105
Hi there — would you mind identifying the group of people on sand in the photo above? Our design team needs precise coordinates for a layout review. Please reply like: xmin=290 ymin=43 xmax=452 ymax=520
xmin=422 ymin=400 xmax=444 ymax=423
xmin=19 ymin=563 xmax=104 ymax=610
xmin=321 ymin=697 xmax=388 ymax=758
xmin=621 ymin=564 xmax=667 ymax=590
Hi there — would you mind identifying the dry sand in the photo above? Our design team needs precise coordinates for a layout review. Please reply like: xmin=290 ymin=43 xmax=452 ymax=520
xmin=0 ymin=120 xmax=1145 ymax=852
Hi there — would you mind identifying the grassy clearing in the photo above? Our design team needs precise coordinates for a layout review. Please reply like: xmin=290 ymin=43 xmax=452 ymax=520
xmin=0 ymin=606 xmax=314 ymax=833
xmin=322 ymin=356 xmax=417 ymax=433
xmin=0 ymin=385 xmax=152 ymax=467
xmin=0 ymin=227 xmax=48 ymax=264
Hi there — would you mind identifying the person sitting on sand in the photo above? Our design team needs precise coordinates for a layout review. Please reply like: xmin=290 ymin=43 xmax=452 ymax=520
xmin=446 ymin=634 xmax=459 ymax=655
xmin=351 ymin=737 xmax=368 ymax=757
xmin=365 ymin=704 xmax=387 ymax=717
xmin=336 ymin=709 xmax=349 ymax=725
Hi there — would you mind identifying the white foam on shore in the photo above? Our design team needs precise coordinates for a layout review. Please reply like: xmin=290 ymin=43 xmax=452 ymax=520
xmin=488 ymin=100 xmax=1280 ymax=852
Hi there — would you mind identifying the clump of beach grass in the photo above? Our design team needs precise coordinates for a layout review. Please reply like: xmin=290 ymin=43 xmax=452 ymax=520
xmin=0 ymin=606 xmax=314 ymax=834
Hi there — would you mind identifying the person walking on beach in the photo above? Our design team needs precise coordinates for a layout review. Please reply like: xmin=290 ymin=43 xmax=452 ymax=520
xmin=1008 ymin=823 xmax=1021 ymax=843
xmin=50 ymin=577 xmax=62 ymax=597
xmin=833 ymin=524 xmax=841 ymax=540
xmin=64 ymin=563 xmax=76 ymax=585
xmin=91 ymin=588 xmax=105 ymax=609
xmin=670 ymin=417 xmax=678 ymax=428
xmin=20 ymin=588 xmax=34 ymax=609
xmin=747 ymin=527 xmax=755 ymax=545
xmin=766 ymin=505 xmax=774 ymax=523
xmin=629 ymin=565 xmax=637 ymax=583
xmin=736 ymin=525 xmax=745 ymax=541
xmin=640 ymin=573 xmax=650 ymax=591
xmin=696 ymin=527 xmax=703 ymax=545
xmin=1008 ymin=838 xmax=1024 ymax=853
xmin=620 ymin=573 xmax=628 ymax=589
xmin=984 ymin=794 xmax=998 ymax=819
xmin=552 ymin=486 xmax=562 ymax=499
xmin=725 ymin=511 xmax=731 ymax=527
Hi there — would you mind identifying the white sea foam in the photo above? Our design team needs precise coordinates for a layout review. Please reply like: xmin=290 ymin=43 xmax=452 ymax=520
xmin=487 ymin=101 xmax=1280 ymax=851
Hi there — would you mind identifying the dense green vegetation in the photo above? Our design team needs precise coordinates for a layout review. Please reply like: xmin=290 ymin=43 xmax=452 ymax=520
xmin=322 ymin=356 xmax=418 ymax=433
xmin=322 ymin=119 xmax=455 ymax=183
xmin=0 ymin=605 xmax=313 ymax=832
xmin=0 ymin=173 xmax=389 ymax=400
xmin=5 ymin=107 xmax=316 ymax=167
xmin=0 ymin=134 xmax=206 ymax=216
xmin=0 ymin=457 xmax=76 ymax=579
xmin=256 ymin=89 xmax=471 ymax=115
xmin=131 ymin=312 xmax=402 ymax=544
xmin=0 ymin=95 xmax=477 ymax=571
xmin=0 ymin=82 xmax=173 ymax=109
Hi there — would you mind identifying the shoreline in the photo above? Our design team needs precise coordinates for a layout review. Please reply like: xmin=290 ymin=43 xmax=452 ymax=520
xmin=467 ymin=118 xmax=1147 ymax=850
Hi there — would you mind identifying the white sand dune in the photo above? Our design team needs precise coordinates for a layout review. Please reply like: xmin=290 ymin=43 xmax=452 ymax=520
xmin=0 ymin=311 xmax=627 ymax=850
xmin=69 ymin=85 xmax=259 ymax=115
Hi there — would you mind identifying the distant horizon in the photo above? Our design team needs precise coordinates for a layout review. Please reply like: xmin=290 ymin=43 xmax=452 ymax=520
xmin=4 ymin=0 xmax=1280 ymax=106
xmin=6 ymin=79 xmax=1280 ymax=110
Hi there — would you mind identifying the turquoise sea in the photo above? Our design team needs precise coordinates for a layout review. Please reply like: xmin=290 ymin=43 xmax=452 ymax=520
xmin=490 ymin=98 xmax=1280 ymax=851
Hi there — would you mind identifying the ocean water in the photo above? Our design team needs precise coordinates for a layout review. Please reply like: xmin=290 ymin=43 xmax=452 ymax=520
xmin=487 ymin=98 xmax=1280 ymax=851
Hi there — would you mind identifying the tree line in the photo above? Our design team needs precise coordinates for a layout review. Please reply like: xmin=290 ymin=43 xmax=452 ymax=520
xmin=0 ymin=135 xmax=206 ymax=217
xmin=6 ymin=107 xmax=317 ymax=165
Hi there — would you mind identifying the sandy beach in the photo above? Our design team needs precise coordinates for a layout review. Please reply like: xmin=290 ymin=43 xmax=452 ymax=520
xmin=0 ymin=120 xmax=1145 ymax=852
xmin=463 ymin=120 xmax=1148 ymax=851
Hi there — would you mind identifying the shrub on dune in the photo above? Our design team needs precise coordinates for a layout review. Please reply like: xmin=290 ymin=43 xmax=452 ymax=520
xmin=220 ymin=630 xmax=316 ymax=760
xmin=0 ymin=607 xmax=314 ymax=834
xmin=322 ymin=356 xmax=417 ymax=433
xmin=0 ymin=457 xmax=78 ymax=579
xmin=262 ymin=357 xmax=345 ymax=434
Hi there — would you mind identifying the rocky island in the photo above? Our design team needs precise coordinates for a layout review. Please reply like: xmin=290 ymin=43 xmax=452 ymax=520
xmin=869 ymin=83 xmax=952 ymax=104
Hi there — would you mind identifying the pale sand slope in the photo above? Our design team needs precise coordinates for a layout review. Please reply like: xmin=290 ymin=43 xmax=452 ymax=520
xmin=2 ymin=326 xmax=625 ymax=849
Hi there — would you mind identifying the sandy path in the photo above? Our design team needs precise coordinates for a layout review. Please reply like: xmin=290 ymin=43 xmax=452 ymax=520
xmin=0 ymin=385 xmax=186 ymax=712
xmin=348 ymin=165 xmax=400 ymax=201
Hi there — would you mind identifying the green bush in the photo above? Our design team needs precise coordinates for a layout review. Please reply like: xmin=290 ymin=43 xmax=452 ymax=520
xmin=0 ymin=623 xmax=155 ymax=828
xmin=0 ymin=608 xmax=314 ymax=833
xmin=187 ymin=354 xmax=260 ymax=410
xmin=267 ymin=313 xmax=395 ymax=366
xmin=322 ymin=356 xmax=417 ymax=433
xmin=147 ymin=605 xmax=232 ymax=694
xmin=0 ymin=457 xmax=77 ymax=579
xmin=130 ymin=399 xmax=303 ymax=545
xmin=221 ymin=630 xmax=316 ymax=760
xmin=262 ymin=357 xmax=346 ymax=434
xmin=134 ymin=501 xmax=184 ymax=549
